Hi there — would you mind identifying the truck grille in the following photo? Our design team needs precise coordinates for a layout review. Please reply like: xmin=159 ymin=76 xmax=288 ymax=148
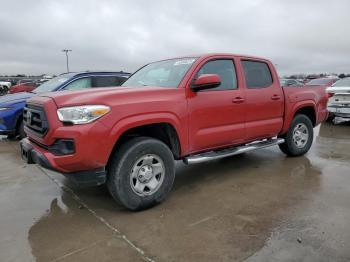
xmin=23 ymin=104 xmax=49 ymax=137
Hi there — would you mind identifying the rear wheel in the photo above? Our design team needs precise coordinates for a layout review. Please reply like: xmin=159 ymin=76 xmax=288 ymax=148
xmin=279 ymin=114 xmax=313 ymax=156
xmin=107 ymin=137 xmax=175 ymax=211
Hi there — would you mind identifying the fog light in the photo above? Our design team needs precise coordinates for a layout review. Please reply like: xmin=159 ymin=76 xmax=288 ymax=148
xmin=49 ymin=139 xmax=75 ymax=155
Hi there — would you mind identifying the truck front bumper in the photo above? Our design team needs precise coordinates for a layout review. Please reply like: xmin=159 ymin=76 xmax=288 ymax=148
xmin=20 ymin=138 xmax=107 ymax=187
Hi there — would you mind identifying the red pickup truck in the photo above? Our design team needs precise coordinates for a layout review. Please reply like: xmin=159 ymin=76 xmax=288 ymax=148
xmin=21 ymin=54 xmax=328 ymax=210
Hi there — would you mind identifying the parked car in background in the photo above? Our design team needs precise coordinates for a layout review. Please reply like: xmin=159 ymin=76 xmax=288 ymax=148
xmin=307 ymin=77 xmax=339 ymax=88
xmin=280 ymin=78 xmax=304 ymax=87
xmin=21 ymin=53 xmax=329 ymax=211
xmin=326 ymin=77 xmax=350 ymax=120
xmin=0 ymin=71 xmax=130 ymax=139
xmin=38 ymin=75 xmax=54 ymax=85
xmin=16 ymin=79 xmax=36 ymax=85
xmin=9 ymin=81 xmax=39 ymax=94
xmin=0 ymin=81 xmax=12 ymax=95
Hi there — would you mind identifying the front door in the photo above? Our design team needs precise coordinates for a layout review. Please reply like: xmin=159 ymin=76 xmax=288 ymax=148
xmin=188 ymin=59 xmax=246 ymax=152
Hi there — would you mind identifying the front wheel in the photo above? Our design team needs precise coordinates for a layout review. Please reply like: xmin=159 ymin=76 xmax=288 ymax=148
xmin=18 ymin=120 xmax=26 ymax=139
xmin=279 ymin=114 xmax=314 ymax=157
xmin=107 ymin=137 xmax=175 ymax=211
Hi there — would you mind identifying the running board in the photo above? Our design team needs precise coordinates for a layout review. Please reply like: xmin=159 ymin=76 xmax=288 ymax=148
xmin=183 ymin=138 xmax=285 ymax=165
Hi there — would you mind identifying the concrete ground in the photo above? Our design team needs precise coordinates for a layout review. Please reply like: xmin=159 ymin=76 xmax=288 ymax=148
xmin=1 ymin=122 xmax=350 ymax=262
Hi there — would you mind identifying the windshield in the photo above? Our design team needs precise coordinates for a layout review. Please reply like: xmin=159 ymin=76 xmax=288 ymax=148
xmin=307 ymin=78 xmax=333 ymax=86
xmin=332 ymin=77 xmax=350 ymax=87
xmin=33 ymin=73 xmax=75 ymax=93
xmin=122 ymin=58 xmax=197 ymax=88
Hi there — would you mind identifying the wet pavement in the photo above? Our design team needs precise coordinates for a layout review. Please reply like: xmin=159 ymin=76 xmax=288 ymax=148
xmin=1 ymin=122 xmax=350 ymax=261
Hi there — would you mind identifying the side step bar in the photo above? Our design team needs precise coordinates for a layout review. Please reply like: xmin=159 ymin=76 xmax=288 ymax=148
xmin=183 ymin=138 xmax=285 ymax=165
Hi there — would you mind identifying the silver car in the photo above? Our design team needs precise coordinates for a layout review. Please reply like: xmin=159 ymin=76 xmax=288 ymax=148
xmin=327 ymin=77 xmax=350 ymax=119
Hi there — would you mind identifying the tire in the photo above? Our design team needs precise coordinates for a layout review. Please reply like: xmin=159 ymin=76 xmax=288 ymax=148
xmin=7 ymin=134 xmax=17 ymax=140
xmin=326 ymin=113 xmax=335 ymax=123
xmin=107 ymin=137 xmax=175 ymax=211
xmin=18 ymin=120 xmax=26 ymax=139
xmin=278 ymin=114 xmax=314 ymax=157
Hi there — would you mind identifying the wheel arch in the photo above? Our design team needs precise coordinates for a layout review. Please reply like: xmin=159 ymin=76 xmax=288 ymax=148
xmin=281 ymin=101 xmax=317 ymax=135
xmin=106 ymin=116 xmax=185 ymax=169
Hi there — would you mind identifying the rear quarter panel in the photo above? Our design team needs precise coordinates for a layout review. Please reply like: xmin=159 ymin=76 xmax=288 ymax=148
xmin=281 ymin=85 xmax=328 ymax=134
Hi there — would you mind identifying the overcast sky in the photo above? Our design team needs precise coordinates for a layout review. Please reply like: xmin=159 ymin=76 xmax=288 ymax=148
xmin=0 ymin=0 xmax=349 ymax=76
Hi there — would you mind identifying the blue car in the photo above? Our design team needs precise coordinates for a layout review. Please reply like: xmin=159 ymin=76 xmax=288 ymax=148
xmin=0 ymin=71 xmax=130 ymax=138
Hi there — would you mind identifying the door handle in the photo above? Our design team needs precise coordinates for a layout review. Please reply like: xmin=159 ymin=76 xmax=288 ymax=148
xmin=271 ymin=94 xmax=281 ymax=100
xmin=232 ymin=97 xmax=245 ymax=103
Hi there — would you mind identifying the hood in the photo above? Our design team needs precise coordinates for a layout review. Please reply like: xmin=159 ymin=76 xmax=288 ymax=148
xmin=0 ymin=92 xmax=34 ymax=105
xmin=31 ymin=86 xmax=177 ymax=107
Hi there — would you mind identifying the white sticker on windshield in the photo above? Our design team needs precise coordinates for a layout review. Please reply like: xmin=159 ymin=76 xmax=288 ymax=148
xmin=174 ymin=59 xmax=196 ymax=66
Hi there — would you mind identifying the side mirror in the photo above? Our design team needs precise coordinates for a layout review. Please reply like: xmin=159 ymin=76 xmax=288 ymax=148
xmin=191 ymin=74 xmax=221 ymax=92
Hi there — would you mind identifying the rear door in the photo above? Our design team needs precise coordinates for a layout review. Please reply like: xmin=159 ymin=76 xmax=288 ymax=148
xmin=188 ymin=58 xmax=246 ymax=152
xmin=241 ymin=60 xmax=284 ymax=141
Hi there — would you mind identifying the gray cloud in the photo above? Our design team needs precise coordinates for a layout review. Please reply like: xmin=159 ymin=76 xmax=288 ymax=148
xmin=0 ymin=0 xmax=349 ymax=76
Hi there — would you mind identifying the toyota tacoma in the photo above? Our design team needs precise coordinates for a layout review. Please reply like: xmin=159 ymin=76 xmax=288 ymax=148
xmin=20 ymin=54 xmax=329 ymax=210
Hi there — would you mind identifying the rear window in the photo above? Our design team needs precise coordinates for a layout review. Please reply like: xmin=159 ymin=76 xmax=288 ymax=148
xmin=241 ymin=60 xmax=273 ymax=88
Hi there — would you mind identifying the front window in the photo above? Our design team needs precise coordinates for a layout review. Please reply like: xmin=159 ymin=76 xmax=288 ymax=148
xmin=122 ymin=58 xmax=197 ymax=88
xmin=332 ymin=78 xmax=350 ymax=87
xmin=196 ymin=59 xmax=237 ymax=91
xmin=64 ymin=77 xmax=92 ymax=91
xmin=34 ymin=73 xmax=75 ymax=93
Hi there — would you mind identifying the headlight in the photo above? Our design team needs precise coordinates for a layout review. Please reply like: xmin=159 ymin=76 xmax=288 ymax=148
xmin=57 ymin=105 xmax=110 ymax=125
xmin=0 ymin=107 xmax=11 ymax=111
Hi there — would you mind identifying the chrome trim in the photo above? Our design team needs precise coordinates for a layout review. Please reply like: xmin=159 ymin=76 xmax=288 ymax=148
xmin=183 ymin=138 xmax=285 ymax=164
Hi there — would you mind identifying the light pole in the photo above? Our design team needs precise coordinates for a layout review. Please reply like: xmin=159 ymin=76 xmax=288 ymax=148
xmin=62 ymin=49 xmax=72 ymax=73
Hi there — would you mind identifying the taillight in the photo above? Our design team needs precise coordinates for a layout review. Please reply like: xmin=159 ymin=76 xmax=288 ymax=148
xmin=327 ymin=93 xmax=334 ymax=98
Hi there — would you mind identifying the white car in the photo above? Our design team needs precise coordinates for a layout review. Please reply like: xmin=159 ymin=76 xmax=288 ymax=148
xmin=0 ymin=81 xmax=12 ymax=95
xmin=326 ymin=77 xmax=350 ymax=120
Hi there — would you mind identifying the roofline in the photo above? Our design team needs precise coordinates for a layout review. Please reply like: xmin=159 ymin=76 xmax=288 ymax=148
xmin=59 ymin=71 xmax=131 ymax=76
xmin=148 ymin=53 xmax=272 ymax=64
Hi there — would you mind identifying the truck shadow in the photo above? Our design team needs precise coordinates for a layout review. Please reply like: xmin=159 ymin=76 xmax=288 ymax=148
xmin=28 ymin=151 xmax=322 ymax=261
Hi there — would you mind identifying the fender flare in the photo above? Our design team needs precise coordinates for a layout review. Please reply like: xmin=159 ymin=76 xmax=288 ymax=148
xmin=281 ymin=100 xmax=316 ymax=134
xmin=106 ymin=112 xmax=188 ymax=158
